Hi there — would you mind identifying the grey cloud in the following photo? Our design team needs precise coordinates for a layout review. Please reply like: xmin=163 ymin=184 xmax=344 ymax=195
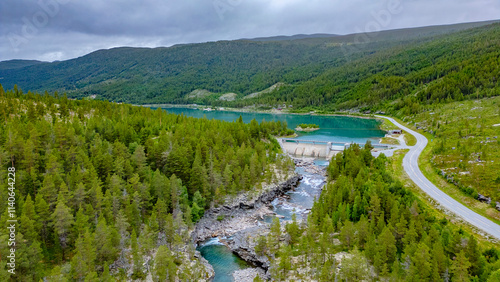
xmin=0 ymin=0 xmax=498 ymax=61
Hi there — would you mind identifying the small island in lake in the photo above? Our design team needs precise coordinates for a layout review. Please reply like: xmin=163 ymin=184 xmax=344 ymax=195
xmin=295 ymin=123 xmax=320 ymax=132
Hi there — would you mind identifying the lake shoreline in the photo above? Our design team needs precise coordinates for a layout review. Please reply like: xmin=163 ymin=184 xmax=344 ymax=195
xmin=139 ymin=103 xmax=386 ymax=123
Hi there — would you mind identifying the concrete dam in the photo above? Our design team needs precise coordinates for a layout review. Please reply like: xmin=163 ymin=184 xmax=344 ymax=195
xmin=278 ymin=138 xmax=389 ymax=158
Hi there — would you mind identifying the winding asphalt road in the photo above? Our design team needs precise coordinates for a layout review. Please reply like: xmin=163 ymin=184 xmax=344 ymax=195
xmin=376 ymin=115 xmax=500 ymax=240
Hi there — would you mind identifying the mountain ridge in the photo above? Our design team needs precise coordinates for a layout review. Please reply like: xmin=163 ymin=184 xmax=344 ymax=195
xmin=1 ymin=20 xmax=499 ymax=110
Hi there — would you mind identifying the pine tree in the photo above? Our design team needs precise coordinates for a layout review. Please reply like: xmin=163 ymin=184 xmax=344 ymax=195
xmin=84 ymin=272 xmax=98 ymax=281
xmin=51 ymin=195 xmax=74 ymax=258
xmin=286 ymin=213 xmax=301 ymax=247
xmin=153 ymin=245 xmax=177 ymax=282
xmin=73 ymin=182 xmax=87 ymax=210
xmin=403 ymin=221 xmax=418 ymax=249
xmin=35 ymin=193 xmax=50 ymax=243
xmin=255 ymin=235 xmax=268 ymax=256
xmin=191 ymin=202 xmax=203 ymax=223
xmin=448 ymin=230 xmax=463 ymax=256
xmin=0 ymin=260 xmax=10 ymax=281
xmin=340 ymin=219 xmax=355 ymax=249
xmin=269 ymin=216 xmax=281 ymax=254
xmin=318 ymin=258 xmax=335 ymax=282
xmin=430 ymin=257 xmax=442 ymax=282
xmin=45 ymin=265 xmax=67 ymax=282
xmin=373 ymin=251 xmax=385 ymax=275
xmin=378 ymin=225 xmax=397 ymax=266
xmin=276 ymin=245 xmax=292 ymax=280
xmin=189 ymin=147 xmax=208 ymax=197
xmin=338 ymin=248 xmax=371 ymax=281
xmin=395 ymin=214 xmax=408 ymax=241
xmin=16 ymin=234 xmax=43 ymax=281
xmin=40 ymin=174 xmax=58 ymax=209
xmin=451 ymin=250 xmax=471 ymax=282
xmin=95 ymin=217 xmax=119 ymax=264
xmin=71 ymin=229 xmax=96 ymax=280
xmin=131 ymin=229 xmax=145 ymax=279
xmin=488 ymin=270 xmax=500 ymax=282
xmin=101 ymin=262 xmax=114 ymax=282
xmin=22 ymin=139 xmax=38 ymax=174
xmin=356 ymin=215 xmax=370 ymax=248
xmin=132 ymin=145 xmax=147 ymax=179
xmin=127 ymin=191 xmax=142 ymax=233
xmin=466 ymin=236 xmax=483 ymax=277
xmin=151 ymin=169 xmax=171 ymax=205
xmin=164 ymin=213 xmax=175 ymax=247
xmin=409 ymin=242 xmax=431 ymax=281
xmin=139 ymin=224 xmax=156 ymax=256
xmin=19 ymin=194 xmax=38 ymax=242
xmin=115 ymin=209 xmax=130 ymax=261
xmin=432 ymin=239 xmax=447 ymax=277
xmin=154 ymin=199 xmax=168 ymax=232
xmin=73 ymin=208 xmax=90 ymax=237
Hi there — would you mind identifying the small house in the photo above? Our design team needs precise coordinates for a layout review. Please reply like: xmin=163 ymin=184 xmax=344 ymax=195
xmin=389 ymin=129 xmax=402 ymax=135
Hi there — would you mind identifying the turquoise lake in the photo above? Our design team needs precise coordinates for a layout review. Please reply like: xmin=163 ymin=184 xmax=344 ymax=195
xmin=161 ymin=107 xmax=386 ymax=144
xmin=197 ymin=238 xmax=250 ymax=282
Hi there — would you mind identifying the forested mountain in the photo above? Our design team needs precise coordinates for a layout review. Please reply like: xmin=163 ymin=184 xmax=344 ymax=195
xmin=242 ymin=33 xmax=339 ymax=41
xmin=0 ymin=84 xmax=293 ymax=280
xmin=228 ymin=21 xmax=500 ymax=112
xmin=0 ymin=20 xmax=497 ymax=109
xmin=0 ymin=60 xmax=46 ymax=71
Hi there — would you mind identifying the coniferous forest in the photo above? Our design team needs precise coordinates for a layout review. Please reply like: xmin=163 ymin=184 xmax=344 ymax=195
xmin=0 ymin=84 xmax=293 ymax=280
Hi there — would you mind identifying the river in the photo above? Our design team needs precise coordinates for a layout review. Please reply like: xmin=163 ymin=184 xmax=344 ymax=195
xmin=161 ymin=107 xmax=386 ymax=281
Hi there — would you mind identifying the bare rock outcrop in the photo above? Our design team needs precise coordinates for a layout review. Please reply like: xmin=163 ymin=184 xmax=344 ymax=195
xmin=192 ymin=174 xmax=301 ymax=243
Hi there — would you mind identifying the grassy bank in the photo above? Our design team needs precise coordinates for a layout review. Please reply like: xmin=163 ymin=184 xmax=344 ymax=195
xmin=418 ymin=131 xmax=500 ymax=224
xmin=404 ymin=97 xmax=500 ymax=202
xmin=403 ymin=130 xmax=417 ymax=146
xmin=378 ymin=117 xmax=399 ymax=131
xmin=390 ymin=149 xmax=499 ymax=246
xmin=380 ymin=137 xmax=400 ymax=145
xmin=386 ymin=103 xmax=500 ymax=229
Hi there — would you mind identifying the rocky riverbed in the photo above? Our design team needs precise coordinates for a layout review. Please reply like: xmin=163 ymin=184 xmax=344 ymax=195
xmin=294 ymin=157 xmax=327 ymax=175
xmin=224 ymin=225 xmax=272 ymax=274
xmin=232 ymin=267 xmax=268 ymax=281
xmin=192 ymin=174 xmax=301 ymax=243
xmin=194 ymin=159 xmax=326 ymax=281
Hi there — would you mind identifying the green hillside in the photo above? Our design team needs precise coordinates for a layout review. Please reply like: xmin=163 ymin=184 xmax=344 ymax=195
xmin=237 ymin=22 xmax=500 ymax=112
xmin=0 ymin=59 xmax=46 ymax=71
xmin=0 ymin=20 xmax=497 ymax=109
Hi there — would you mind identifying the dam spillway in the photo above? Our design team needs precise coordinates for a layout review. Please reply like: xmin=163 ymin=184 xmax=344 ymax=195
xmin=278 ymin=138 xmax=338 ymax=158
xmin=278 ymin=138 xmax=389 ymax=158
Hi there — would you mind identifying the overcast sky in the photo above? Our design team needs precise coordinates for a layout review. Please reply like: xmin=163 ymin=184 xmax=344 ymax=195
xmin=0 ymin=0 xmax=498 ymax=62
